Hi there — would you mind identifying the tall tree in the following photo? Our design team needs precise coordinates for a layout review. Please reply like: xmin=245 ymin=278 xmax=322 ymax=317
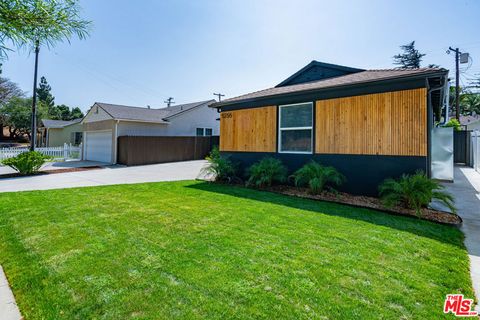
xmin=70 ymin=106 xmax=84 ymax=119
xmin=0 ymin=0 xmax=91 ymax=148
xmin=393 ymin=41 xmax=426 ymax=69
xmin=0 ymin=77 xmax=24 ymax=138
xmin=36 ymin=76 xmax=54 ymax=109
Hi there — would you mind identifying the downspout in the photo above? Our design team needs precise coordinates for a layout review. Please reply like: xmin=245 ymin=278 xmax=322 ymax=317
xmin=114 ymin=120 xmax=119 ymax=164
xmin=426 ymin=75 xmax=448 ymax=178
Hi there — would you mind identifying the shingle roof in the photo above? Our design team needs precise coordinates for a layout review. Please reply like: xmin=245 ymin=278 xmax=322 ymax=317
xmin=41 ymin=118 xmax=82 ymax=128
xmin=459 ymin=115 xmax=480 ymax=125
xmin=95 ymin=100 xmax=215 ymax=123
xmin=211 ymin=68 xmax=447 ymax=107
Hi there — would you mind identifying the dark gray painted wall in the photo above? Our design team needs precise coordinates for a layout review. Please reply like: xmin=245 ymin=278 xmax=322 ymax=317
xmin=222 ymin=151 xmax=428 ymax=196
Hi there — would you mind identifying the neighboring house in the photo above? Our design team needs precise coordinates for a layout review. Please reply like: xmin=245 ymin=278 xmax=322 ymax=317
xmin=39 ymin=119 xmax=83 ymax=147
xmin=460 ymin=115 xmax=480 ymax=131
xmin=211 ymin=60 xmax=449 ymax=196
xmin=81 ymin=99 xmax=218 ymax=163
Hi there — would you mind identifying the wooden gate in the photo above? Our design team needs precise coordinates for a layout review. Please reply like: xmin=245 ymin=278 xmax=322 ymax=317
xmin=453 ymin=130 xmax=472 ymax=166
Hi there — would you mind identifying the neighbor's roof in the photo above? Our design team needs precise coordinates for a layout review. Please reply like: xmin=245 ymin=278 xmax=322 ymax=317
xmin=94 ymin=100 xmax=216 ymax=123
xmin=460 ymin=114 xmax=480 ymax=126
xmin=41 ymin=118 xmax=82 ymax=128
xmin=211 ymin=68 xmax=447 ymax=107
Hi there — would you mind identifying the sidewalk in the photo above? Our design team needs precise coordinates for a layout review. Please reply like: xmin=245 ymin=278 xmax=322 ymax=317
xmin=440 ymin=166 xmax=480 ymax=311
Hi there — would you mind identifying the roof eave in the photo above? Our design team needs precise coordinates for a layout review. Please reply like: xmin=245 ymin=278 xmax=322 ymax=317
xmin=211 ymin=70 xmax=448 ymax=109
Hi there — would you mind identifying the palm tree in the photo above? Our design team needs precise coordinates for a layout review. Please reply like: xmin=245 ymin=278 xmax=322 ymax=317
xmin=462 ymin=93 xmax=480 ymax=115
xmin=0 ymin=0 xmax=91 ymax=149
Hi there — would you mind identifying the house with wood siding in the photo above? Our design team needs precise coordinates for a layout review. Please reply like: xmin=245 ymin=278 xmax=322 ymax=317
xmin=211 ymin=61 xmax=450 ymax=196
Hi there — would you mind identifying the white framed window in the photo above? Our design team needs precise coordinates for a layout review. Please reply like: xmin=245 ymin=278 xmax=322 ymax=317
xmin=196 ymin=128 xmax=213 ymax=136
xmin=278 ymin=102 xmax=313 ymax=154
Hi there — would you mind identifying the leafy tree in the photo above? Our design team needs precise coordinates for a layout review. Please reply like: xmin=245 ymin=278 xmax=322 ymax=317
xmin=0 ymin=76 xmax=24 ymax=138
xmin=461 ymin=93 xmax=480 ymax=115
xmin=0 ymin=97 xmax=47 ymax=139
xmin=393 ymin=41 xmax=426 ymax=69
xmin=36 ymin=76 xmax=54 ymax=109
xmin=70 ymin=106 xmax=83 ymax=119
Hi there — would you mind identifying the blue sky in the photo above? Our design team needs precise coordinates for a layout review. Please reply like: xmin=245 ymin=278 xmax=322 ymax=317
xmin=2 ymin=0 xmax=480 ymax=112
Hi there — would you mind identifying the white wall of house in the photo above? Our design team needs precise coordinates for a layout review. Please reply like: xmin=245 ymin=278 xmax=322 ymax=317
xmin=117 ymin=121 xmax=169 ymax=136
xmin=83 ymin=105 xmax=112 ymax=123
xmin=466 ymin=121 xmax=480 ymax=131
xmin=165 ymin=103 xmax=219 ymax=136
xmin=117 ymin=104 xmax=219 ymax=137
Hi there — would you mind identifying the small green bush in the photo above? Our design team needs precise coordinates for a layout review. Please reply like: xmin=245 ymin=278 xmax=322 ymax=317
xmin=1 ymin=151 xmax=51 ymax=175
xmin=202 ymin=147 xmax=238 ymax=183
xmin=293 ymin=161 xmax=345 ymax=194
xmin=443 ymin=118 xmax=461 ymax=131
xmin=378 ymin=171 xmax=456 ymax=215
xmin=246 ymin=157 xmax=287 ymax=188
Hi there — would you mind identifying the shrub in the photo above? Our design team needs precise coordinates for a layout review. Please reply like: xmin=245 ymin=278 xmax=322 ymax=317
xmin=293 ymin=161 xmax=345 ymax=194
xmin=443 ymin=118 xmax=461 ymax=131
xmin=246 ymin=157 xmax=287 ymax=188
xmin=2 ymin=151 xmax=51 ymax=175
xmin=202 ymin=147 xmax=237 ymax=183
xmin=378 ymin=171 xmax=456 ymax=215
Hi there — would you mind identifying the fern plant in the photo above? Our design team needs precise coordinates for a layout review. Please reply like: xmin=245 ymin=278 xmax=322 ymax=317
xmin=202 ymin=147 xmax=237 ymax=183
xmin=378 ymin=171 xmax=456 ymax=215
xmin=293 ymin=161 xmax=345 ymax=194
xmin=246 ymin=157 xmax=287 ymax=188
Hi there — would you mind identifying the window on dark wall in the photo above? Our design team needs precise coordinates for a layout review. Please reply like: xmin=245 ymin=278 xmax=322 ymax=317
xmin=278 ymin=102 xmax=313 ymax=153
xmin=70 ymin=132 xmax=83 ymax=145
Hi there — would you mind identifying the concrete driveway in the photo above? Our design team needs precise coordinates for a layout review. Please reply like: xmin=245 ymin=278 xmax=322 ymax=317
xmin=0 ymin=160 xmax=208 ymax=193
xmin=0 ymin=160 xmax=109 ymax=175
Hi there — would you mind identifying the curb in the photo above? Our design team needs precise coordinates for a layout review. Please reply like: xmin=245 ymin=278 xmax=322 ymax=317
xmin=0 ymin=266 xmax=22 ymax=320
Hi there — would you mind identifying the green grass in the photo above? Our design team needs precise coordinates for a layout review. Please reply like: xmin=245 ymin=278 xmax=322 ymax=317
xmin=0 ymin=181 xmax=474 ymax=319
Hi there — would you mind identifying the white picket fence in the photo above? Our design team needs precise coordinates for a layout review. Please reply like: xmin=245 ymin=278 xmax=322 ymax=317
xmin=472 ymin=130 xmax=480 ymax=174
xmin=0 ymin=143 xmax=82 ymax=161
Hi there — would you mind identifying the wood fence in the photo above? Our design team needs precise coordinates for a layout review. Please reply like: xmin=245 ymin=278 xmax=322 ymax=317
xmin=117 ymin=136 xmax=219 ymax=166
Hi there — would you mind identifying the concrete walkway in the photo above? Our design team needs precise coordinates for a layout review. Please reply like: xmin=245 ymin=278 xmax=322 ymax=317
xmin=0 ymin=160 xmax=207 ymax=193
xmin=440 ymin=166 xmax=480 ymax=311
xmin=0 ymin=266 xmax=21 ymax=320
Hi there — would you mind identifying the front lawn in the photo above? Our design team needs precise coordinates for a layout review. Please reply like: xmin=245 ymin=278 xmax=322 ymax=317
xmin=0 ymin=181 xmax=474 ymax=319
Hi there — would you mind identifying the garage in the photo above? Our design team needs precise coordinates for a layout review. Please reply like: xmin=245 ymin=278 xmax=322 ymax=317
xmin=84 ymin=131 xmax=112 ymax=163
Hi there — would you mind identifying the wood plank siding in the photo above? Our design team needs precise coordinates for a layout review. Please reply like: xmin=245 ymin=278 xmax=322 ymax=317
xmin=220 ymin=106 xmax=277 ymax=152
xmin=315 ymin=88 xmax=427 ymax=156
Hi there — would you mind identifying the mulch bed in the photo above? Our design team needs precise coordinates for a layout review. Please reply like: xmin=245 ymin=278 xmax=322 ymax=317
xmin=0 ymin=166 xmax=104 ymax=179
xmin=262 ymin=185 xmax=461 ymax=225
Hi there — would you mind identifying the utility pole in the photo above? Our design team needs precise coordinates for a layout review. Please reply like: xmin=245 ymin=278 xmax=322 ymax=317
xmin=164 ymin=97 xmax=175 ymax=107
xmin=448 ymin=47 xmax=461 ymax=120
xmin=213 ymin=93 xmax=225 ymax=102
xmin=30 ymin=40 xmax=40 ymax=151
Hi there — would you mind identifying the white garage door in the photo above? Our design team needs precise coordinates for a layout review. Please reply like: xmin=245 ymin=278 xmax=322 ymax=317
xmin=85 ymin=131 xmax=113 ymax=163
